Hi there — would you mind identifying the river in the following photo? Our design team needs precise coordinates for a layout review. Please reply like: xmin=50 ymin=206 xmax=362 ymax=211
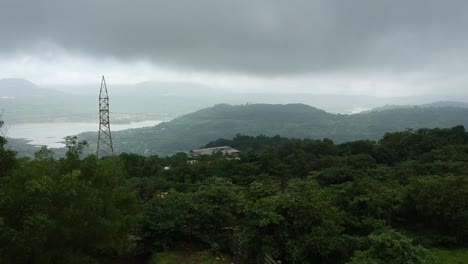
xmin=4 ymin=120 xmax=163 ymax=148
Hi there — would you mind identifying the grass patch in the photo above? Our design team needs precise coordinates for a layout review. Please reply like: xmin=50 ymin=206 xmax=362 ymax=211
xmin=149 ymin=251 xmax=237 ymax=264
xmin=432 ymin=248 xmax=468 ymax=264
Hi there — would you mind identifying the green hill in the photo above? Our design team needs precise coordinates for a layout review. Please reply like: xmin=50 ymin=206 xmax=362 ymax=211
xmin=76 ymin=103 xmax=468 ymax=156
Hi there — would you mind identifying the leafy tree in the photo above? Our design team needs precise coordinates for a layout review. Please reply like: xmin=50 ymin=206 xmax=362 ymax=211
xmin=337 ymin=177 xmax=403 ymax=236
xmin=3 ymin=123 xmax=468 ymax=262
xmin=348 ymin=229 xmax=435 ymax=264
xmin=119 ymin=153 xmax=163 ymax=179
xmin=402 ymin=175 xmax=468 ymax=244
xmin=139 ymin=191 xmax=192 ymax=251
xmin=190 ymin=178 xmax=239 ymax=233
xmin=0 ymin=121 xmax=16 ymax=178
xmin=0 ymin=154 xmax=137 ymax=263
xmin=59 ymin=136 xmax=88 ymax=174
xmin=242 ymin=178 xmax=345 ymax=263
xmin=314 ymin=167 xmax=357 ymax=186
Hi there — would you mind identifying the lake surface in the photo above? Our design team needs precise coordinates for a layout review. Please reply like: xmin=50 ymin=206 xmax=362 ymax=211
xmin=5 ymin=120 xmax=163 ymax=148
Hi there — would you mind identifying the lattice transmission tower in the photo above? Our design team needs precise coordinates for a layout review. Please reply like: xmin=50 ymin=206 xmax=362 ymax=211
xmin=96 ymin=76 xmax=114 ymax=157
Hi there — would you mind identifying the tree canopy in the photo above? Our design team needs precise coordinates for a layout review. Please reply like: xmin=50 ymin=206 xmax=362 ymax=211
xmin=1 ymin=124 xmax=468 ymax=263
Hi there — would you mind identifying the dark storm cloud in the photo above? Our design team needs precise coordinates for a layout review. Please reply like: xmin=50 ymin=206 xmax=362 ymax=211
xmin=1 ymin=0 xmax=468 ymax=75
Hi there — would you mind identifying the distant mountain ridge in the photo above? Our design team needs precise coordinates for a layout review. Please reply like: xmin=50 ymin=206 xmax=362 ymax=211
xmin=366 ymin=101 xmax=468 ymax=113
xmin=0 ymin=78 xmax=61 ymax=97
xmin=75 ymin=103 xmax=468 ymax=156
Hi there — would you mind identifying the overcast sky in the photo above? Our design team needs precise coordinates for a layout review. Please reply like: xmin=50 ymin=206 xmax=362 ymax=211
xmin=1 ymin=0 xmax=468 ymax=96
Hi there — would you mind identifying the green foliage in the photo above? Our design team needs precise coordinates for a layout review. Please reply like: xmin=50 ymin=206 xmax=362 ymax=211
xmin=242 ymin=178 xmax=345 ymax=263
xmin=337 ymin=190 xmax=397 ymax=237
xmin=431 ymin=248 xmax=468 ymax=264
xmin=59 ymin=136 xmax=89 ymax=174
xmin=402 ymin=175 xmax=468 ymax=244
xmin=139 ymin=191 xmax=192 ymax=250
xmin=139 ymin=177 xmax=239 ymax=252
xmin=0 ymin=121 xmax=16 ymax=178
xmin=2 ymin=122 xmax=468 ymax=263
xmin=124 ymin=126 xmax=468 ymax=262
xmin=0 ymin=143 xmax=137 ymax=263
xmin=149 ymin=251 xmax=235 ymax=264
xmin=348 ymin=229 xmax=435 ymax=264
xmin=191 ymin=178 xmax=239 ymax=233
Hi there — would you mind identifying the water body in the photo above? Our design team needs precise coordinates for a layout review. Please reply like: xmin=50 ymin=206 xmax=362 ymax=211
xmin=347 ymin=107 xmax=372 ymax=114
xmin=5 ymin=120 xmax=163 ymax=148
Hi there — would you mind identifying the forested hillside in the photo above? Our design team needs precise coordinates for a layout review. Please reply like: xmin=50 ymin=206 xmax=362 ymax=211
xmin=1 ymin=120 xmax=467 ymax=263
xmin=77 ymin=103 xmax=468 ymax=156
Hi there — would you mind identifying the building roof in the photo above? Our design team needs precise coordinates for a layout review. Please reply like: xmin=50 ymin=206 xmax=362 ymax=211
xmin=190 ymin=146 xmax=240 ymax=156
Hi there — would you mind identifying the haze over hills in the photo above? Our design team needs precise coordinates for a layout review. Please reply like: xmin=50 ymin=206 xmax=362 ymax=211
xmin=43 ymin=80 xmax=468 ymax=114
xmin=0 ymin=78 xmax=97 ymax=123
xmin=3 ymin=78 xmax=468 ymax=157
xmin=3 ymin=78 xmax=468 ymax=124
xmin=4 ymin=78 xmax=468 ymax=157
xmin=365 ymin=101 xmax=468 ymax=113
xmin=0 ymin=78 xmax=63 ymax=97
xmin=72 ymin=103 xmax=468 ymax=156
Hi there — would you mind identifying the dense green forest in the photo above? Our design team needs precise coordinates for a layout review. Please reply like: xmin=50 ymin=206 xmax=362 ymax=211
xmin=76 ymin=103 xmax=468 ymax=156
xmin=1 ymin=120 xmax=468 ymax=263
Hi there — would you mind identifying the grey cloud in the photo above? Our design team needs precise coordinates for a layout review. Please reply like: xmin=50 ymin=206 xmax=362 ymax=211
xmin=1 ymin=0 xmax=468 ymax=75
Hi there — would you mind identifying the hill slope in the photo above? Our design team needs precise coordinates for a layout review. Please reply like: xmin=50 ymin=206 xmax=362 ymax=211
xmin=76 ymin=103 xmax=468 ymax=156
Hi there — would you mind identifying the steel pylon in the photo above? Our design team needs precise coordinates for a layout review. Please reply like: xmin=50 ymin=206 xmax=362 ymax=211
xmin=96 ymin=76 xmax=114 ymax=157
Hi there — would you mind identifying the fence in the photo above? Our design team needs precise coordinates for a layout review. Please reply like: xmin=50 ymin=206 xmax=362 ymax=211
xmin=231 ymin=237 xmax=281 ymax=264
xmin=264 ymin=254 xmax=280 ymax=264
